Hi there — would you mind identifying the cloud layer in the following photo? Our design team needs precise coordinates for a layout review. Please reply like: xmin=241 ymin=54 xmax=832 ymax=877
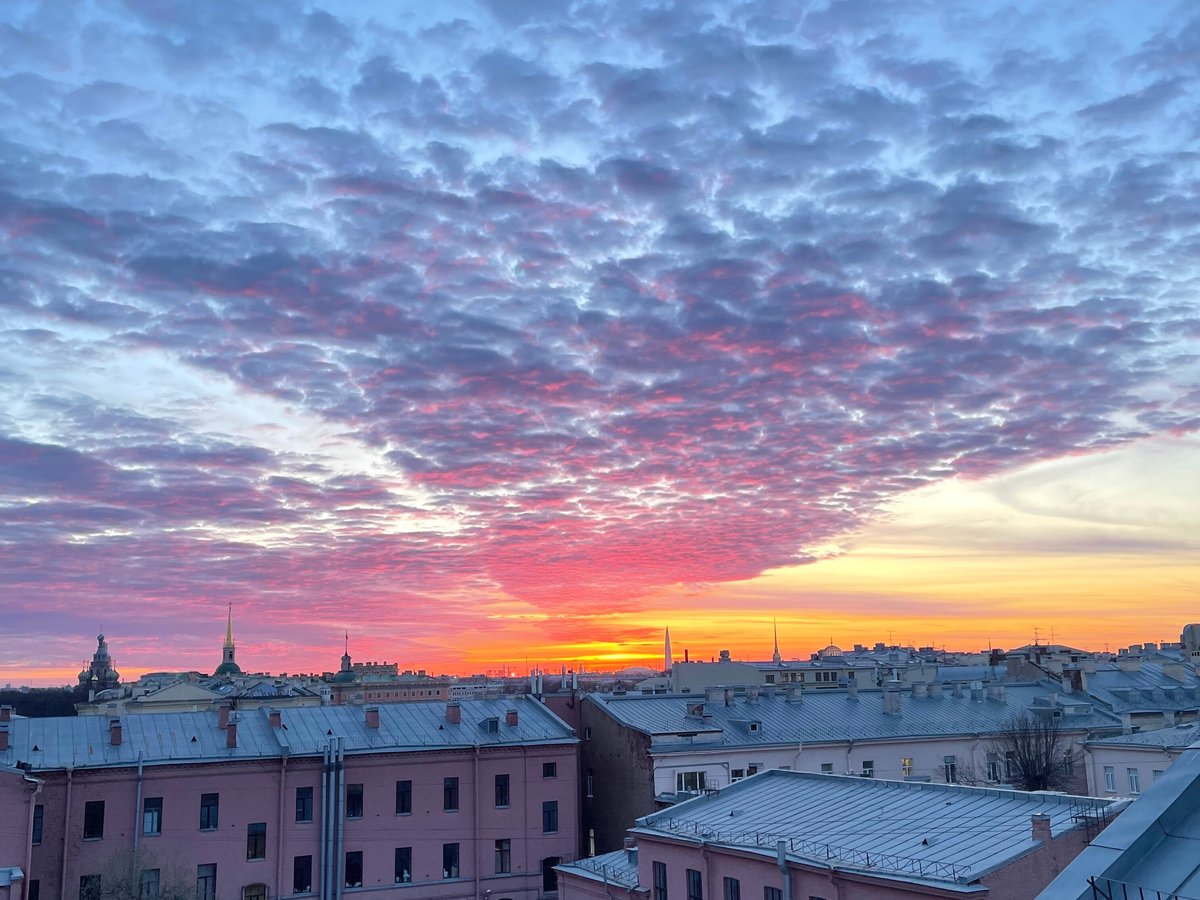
xmin=1 ymin=0 xmax=1198 ymax=677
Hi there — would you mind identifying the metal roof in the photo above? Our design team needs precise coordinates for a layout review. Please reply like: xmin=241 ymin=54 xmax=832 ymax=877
xmin=589 ymin=683 xmax=1121 ymax=751
xmin=1082 ymin=662 xmax=1200 ymax=713
xmin=556 ymin=849 xmax=640 ymax=888
xmin=0 ymin=697 xmax=575 ymax=771
xmin=1087 ymin=723 xmax=1200 ymax=750
xmin=636 ymin=770 xmax=1122 ymax=886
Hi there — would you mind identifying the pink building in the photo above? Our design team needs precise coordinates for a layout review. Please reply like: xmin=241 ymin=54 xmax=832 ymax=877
xmin=0 ymin=698 xmax=578 ymax=900
xmin=557 ymin=770 xmax=1126 ymax=899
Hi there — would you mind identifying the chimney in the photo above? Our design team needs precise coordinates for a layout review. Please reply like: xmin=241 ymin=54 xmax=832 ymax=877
xmin=269 ymin=708 xmax=282 ymax=728
xmin=883 ymin=679 xmax=901 ymax=715
xmin=912 ymin=681 xmax=928 ymax=699
xmin=0 ymin=706 xmax=11 ymax=723
xmin=724 ymin=689 xmax=733 ymax=707
xmin=1162 ymin=661 xmax=1186 ymax=682
xmin=1081 ymin=658 xmax=1098 ymax=674
xmin=786 ymin=684 xmax=804 ymax=702
xmin=931 ymin=682 xmax=945 ymax=699
xmin=109 ymin=717 xmax=123 ymax=746
xmin=445 ymin=703 xmax=461 ymax=725
xmin=1117 ymin=658 xmax=1142 ymax=673
xmin=0 ymin=725 xmax=8 ymax=752
xmin=365 ymin=707 xmax=380 ymax=729
xmin=226 ymin=716 xmax=238 ymax=748
xmin=505 ymin=709 xmax=519 ymax=727
xmin=1031 ymin=814 xmax=1052 ymax=845
xmin=706 ymin=688 xmax=724 ymax=704
xmin=970 ymin=681 xmax=985 ymax=702
xmin=746 ymin=686 xmax=760 ymax=703
xmin=623 ymin=836 xmax=638 ymax=866
xmin=845 ymin=676 xmax=857 ymax=701
xmin=217 ymin=703 xmax=231 ymax=728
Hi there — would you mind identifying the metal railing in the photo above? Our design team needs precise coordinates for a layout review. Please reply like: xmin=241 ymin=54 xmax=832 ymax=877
xmin=642 ymin=816 xmax=971 ymax=880
xmin=1089 ymin=877 xmax=1199 ymax=900
xmin=566 ymin=856 xmax=641 ymax=887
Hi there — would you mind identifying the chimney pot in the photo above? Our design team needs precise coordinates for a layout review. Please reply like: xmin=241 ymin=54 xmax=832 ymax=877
xmin=109 ymin=717 xmax=122 ymax=746
xmin=446 ymin=702 xmax=461 ymax=725
xmin=1031 ymin=813 xmax=1053 ymax=843
xmin=365 ymin=707 xmax=379 ymax=729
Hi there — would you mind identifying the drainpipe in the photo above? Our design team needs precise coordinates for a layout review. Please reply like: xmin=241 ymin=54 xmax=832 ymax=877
xmin=276 ymin=755 xmax=288 ymax=897
xmin=58 ymin=768 xmax=74 ymax=900
xmin=845 ymin=741 xmax=854 ymax=776
xmin=23 ymin=775 xmax=43 ymax=900
xmin=473 ymin=744 xmax=481 ymax=900
xmin=133 ymin=752 xmax=145 ymax=856
xmin=776 ymin=840 xmax=792 ymax=900
xmin=320 ymin=742 xmax=330 ymax=900
xmin=335 ymin=738 xmax=345 ymax=900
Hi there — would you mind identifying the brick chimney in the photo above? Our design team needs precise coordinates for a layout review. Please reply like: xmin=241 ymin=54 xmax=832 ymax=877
xmin=0 ymin=705 xmax=11 ymax=723
xmin=445 ymin=702 xmax=461 ymax=725
xmin=268 ymin=709 xmax=282 ymax=728
xmin=218 ymin=703 xmax=231 ymax=728
xmin=109 ymin=717 xmax=122 ymax=746
xmin=505 ymin=709 xmax=518 ymax=727
xmin=226 ymin=716 xmax=238 ymax=748
xmin=623 ymin=836 xmax=637 ymax=866
xmin=1031 ymin=814 xmax=1052 ymax=845
xmin=365 ymin=706 xmax=380 ymax=729
xmin=0 ymin=725 xmax=8 ymax=752
xmin=883 ymin=679 xmax=901 ymax=715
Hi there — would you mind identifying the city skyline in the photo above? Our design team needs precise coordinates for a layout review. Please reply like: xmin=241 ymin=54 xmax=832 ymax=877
xmin=2 ymin=1 xmax=1198 ymax=685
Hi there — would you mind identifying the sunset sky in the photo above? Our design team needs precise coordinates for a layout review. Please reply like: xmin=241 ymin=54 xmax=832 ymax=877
xmin=1 ymin=1 xmax=1198 ymax=685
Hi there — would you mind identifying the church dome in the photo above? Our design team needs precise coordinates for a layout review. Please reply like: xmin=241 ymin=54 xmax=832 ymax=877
xmin=213 ymin=660 xmax=242 ymax=677
xmin=818 ymin=643 xmax=844 ymax=659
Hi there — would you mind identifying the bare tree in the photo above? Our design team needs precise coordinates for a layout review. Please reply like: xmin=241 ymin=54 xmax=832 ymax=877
xmin=989 ymin=711 xmax=1078 ymax=792
xmin=95 ymin=848 xmax=193 ymax=900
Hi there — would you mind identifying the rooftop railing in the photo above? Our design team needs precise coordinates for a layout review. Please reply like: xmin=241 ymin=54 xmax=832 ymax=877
xmin=1089 ymin=876 xmax=1199 ymax=900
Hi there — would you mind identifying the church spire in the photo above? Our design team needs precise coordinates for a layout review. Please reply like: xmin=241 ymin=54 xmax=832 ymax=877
xmin=772 ymin=619 xmax=782 ymax=665
xmin=224 ymin=603 xmax=235 ymax=649
xmin=664 ymin=627 xmax=672 ymax=673
xmin=214 ymin=604 xmax=242 ymax=677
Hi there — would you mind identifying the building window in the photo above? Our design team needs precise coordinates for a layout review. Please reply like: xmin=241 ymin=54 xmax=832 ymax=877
xmin=723 ymin=877 xmax=741 ymax=900
xmin=28 ymin=882 xmax=38 ymax=900
xmin=395 ymin=780 xmax=412 ymax=815
xmin=1103 ymin=765 xmax=1116 ymax=791
xmin=819 ymin=763 xmax=833 ymax=774
xmin=199 ymin=793 xmax=219 ymax=831
xmin=861 ymin=760 xmax=874 ymax=778
xmin=83 ymin=801 xmax=105 ymax=840
xmin=583 ymin=727 xmax=592 ymax=740
xmin=586 ymin=769 xmax=594 ymax=798
xmin=1154 ymin=769 xmax=1165 ymax=781
xmin=32 ymin=804 xmax=43 ymax=844
xmin=1064 ymin=752 xmax=1075 ymax=778
xmin=747 ymin=765 xmax=759 ymax=776
xmin=543 ymin=761 xmax=557 ymax=779
xmin=687 ymin=868 xmax=703 ymax=900
xmin=542 ymin=800 xmax=558 ymax=834
xmin=296 ymin=786 xmax=313 ymax=823
xmin=943 ymin=756 xmax=958 ymax=784
xmin=394 ymin=847 xmax=412 ymax=883
xmin=138 ymin=871 xmax=159 ymax=900
xmin=653 ymin=861 xmax=668 ymax=900
xmin=246 ymin=822 xmax=267 ymax=860
xmin=588 ymin=827 xmax=596 ymax=856
xmin=80 ymin=875 xmax=101 ymax=900
xmin=345 ymin=851 xmax=363 ymax=888
xmin=196 ymin=865 xmax=216 ymax=900
xmin=495 ymin=773 xmax=510 ymax=808
xmin=293 ymin=856 xmax=312 ymax=894
xmin=541 ymin=857 xmax=560 ymax=894
xmin=764 ymin=889 xmax=783 ymax=900
xmin=731 ymin=768 xmax=746 ymax=782
xmin=242 ymin=884 xmax=266 ymax=900
xmin=986 ymin=753 xmax=1002 ymax=782
xmin=495 ymin=839 xmax=511 ymax=874
xmin=143 ymin=797 xmax=163 ymax=836
xmin=346 ymin=783 xmax=364 ymax=819
xmin=444 ymin=777 xmax=459 ymax=811
xmin=1128 ymin=768 xmax=1141 ymax=794
xmin=442 ymin=843 xmax=460 ymax=879
xmin=900 ymin=757 xmax=914 ymax=778
xmin=1005 ymin=750 xmax=1018 ymax=781
xmin=676 ymin=771 xmax=707 ymax=792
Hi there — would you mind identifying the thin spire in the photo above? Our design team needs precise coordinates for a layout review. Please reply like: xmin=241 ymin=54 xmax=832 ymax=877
xmin=344 ymin=630 xmax=349 ymax=655
xmin=224 ymin=604 xmax=234 ymax=648
xmin=772 ymin=619 xmax=781 ymax=664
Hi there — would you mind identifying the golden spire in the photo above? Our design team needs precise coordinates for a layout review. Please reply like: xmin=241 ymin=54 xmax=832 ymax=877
xmin=224 ymin=604 xmax=234 ymax=649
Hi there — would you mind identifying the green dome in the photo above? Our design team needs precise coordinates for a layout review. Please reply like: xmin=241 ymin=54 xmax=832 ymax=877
xmin=214 ymin=661 xmax=242 ymax=677
xmin=331 ymin=668 xmax=357 ymax=684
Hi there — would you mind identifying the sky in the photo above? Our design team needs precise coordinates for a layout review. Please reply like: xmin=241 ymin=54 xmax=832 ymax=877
xmin=1 ymin=0 xmax=1198 ymax=685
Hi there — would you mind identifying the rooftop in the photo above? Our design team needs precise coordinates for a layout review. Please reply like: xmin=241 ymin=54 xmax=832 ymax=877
xmin=1082 ymin=661 xmax=1200 ymax=713
xmin=1087 ymin=721 xmax=1200 ymax=751
xmin=556 ymin=849 xmax=640 ymax=888
xmin=589 ymin=683 xmax=1121 ymax=750
xmin=0 ymin=696 xmax=575 ymax=771
xmin=637 ymin=770 xmax=1123 ymax=886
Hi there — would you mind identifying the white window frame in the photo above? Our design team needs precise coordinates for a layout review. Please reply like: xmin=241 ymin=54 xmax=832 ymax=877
xmin=1103 ymin=765 xmax=1116 ymax=791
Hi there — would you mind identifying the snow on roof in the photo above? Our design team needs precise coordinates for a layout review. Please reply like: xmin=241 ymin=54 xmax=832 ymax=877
xmin=1087 ymin=723 xmax=1200 ymax=751
xmin=636 ymin=769 xmax=1122 ymax=886
xmin=556 ymin=849 xmax=640 ymax=888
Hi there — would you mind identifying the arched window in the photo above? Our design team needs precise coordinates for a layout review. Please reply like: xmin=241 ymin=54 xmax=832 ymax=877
xmin=242 ymin=883 xmax=267 ymax=900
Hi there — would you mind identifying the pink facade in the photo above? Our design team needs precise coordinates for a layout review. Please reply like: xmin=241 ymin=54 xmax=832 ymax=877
xmin=1 ymin=701 xmax=579 ymax=900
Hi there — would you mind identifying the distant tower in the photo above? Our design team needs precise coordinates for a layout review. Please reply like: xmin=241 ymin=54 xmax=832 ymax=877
xmin=333 ymin=632 xmax=357 ymax=684
xmin=772 ymin=619 xmax=782 ymax=665
xmin=77 ymin=632 xmax=120 ymax=691
xmin=213 ymin=605 xmax=242 ymax=677
xmin=664 ymin=628 xmax=673 ymax=673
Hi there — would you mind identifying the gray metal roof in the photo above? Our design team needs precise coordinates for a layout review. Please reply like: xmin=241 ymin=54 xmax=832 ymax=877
xmin=636 ymin=770 xmax=1122 ymax=886
xmin=0 ymin=697 xmax=575 ymax=771
xmin=1082 ymin=662 xmax=1200 ymax=713
xmin=556 ymin=849 xmax=640 ymax=888
xmin=1087 ymin=723 xmax=1200 ymax=751
xmin=589 ymin=683 xmax=1121 ymax=751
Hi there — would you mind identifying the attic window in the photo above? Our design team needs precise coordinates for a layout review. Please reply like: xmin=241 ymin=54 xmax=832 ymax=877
xmin=190 ymin=736 xmax=197 ymax=743
xmin=748 ymin=722 xmax=760 ymax=733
